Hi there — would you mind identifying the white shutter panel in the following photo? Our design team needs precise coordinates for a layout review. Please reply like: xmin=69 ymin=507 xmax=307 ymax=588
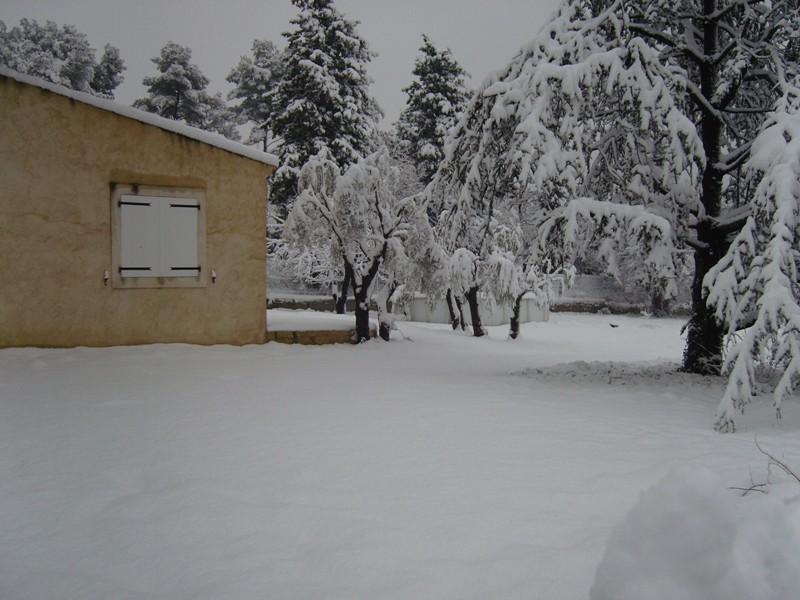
xmin=119 ymin=195 xmax=159 ymax=277
xmin=160 ymin=200 xmax=199 ymax=277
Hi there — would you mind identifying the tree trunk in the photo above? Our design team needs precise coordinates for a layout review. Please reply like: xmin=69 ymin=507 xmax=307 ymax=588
xmin=446 ymin=289 xmax=461 ymax=330
xmin=376 ymin=282 xmax=396 ymax=342
xmin=455 ymin=295 xmax=466 ymax=331
xmin=350 ymin=249 xmax=385 ymax=343
xmin=683 ymin=226 xmax=727 ymax=374
xmin=509 ymin=293 xmax=523 ymax=339
xmin=336 ymin=265 xmax=351 ymax=314
xmin=650 ymin=284 xmax=669 ymax=317
xmin=464 ymin=286 xmax=485 ymax=337
xmin=682 ymin=1 xmax=726 ymax=375
xmin=354 ymin=289 xmax=371 ymax=343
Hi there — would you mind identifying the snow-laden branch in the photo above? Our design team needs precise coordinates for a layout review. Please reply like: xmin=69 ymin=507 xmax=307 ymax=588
xmin=285 ymin=146 xmax=431 ymax=341
xmin=706 ymin=87 xmax=800 ymax=431
xmin=539 ymin=197 xmax=678 ymax=299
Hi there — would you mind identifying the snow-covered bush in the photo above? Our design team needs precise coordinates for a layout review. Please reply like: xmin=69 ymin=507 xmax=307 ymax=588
xmin=591 ymin=465 xmax=800 ymax=600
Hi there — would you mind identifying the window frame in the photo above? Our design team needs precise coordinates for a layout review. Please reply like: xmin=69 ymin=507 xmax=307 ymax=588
xmin=111 ymin=183 xmax=207 ymax=289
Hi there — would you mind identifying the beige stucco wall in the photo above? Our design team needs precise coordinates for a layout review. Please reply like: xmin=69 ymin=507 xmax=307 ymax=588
xmin=0 ymin=75 xmax=274 ymax=347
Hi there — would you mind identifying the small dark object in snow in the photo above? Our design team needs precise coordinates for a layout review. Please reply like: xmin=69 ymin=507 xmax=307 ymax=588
xmin=609 ymin=323 xmax=619 ymax=328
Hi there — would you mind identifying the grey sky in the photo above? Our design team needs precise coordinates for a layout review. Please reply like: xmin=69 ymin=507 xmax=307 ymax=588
xmin=2 ymin=0 xmax=561 ymax=126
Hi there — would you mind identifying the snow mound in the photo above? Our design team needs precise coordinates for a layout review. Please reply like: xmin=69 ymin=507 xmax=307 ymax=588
xmin=590 ymin=466 xmax=800 ymax=600
xmin=522 ymin=361 xmax=722 ymax=388
xmin=267 ymin=308 xmax=362 ymax=331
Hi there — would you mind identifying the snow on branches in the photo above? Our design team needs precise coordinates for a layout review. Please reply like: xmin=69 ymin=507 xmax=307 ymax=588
xmin=284 ymin=147 xmax=426 ymax=341
xmin=434 ymin=0 xmax=702 ymax=221
xmin=429 ymin=0 xmax=702 ymax=335
xmin=706 ymin=88 xmax=800 ymax=432
xmin=431 ymin=0 xmax=800 ymax=425
xmin=540 ymin=198 xmax=679 ymax=303
xmin=0 ymin=18 xmax=125 ymax=97
xmin=270 ymin=0 xmax=381 ymax=208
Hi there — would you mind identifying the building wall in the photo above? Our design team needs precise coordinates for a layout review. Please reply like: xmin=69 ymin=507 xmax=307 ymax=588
xmin=0 ymin=75 xmax=273 ymax=347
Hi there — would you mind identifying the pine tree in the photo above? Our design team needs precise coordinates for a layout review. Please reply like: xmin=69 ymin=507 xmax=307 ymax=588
xmin=270 ymin=0 xmax=382 ymax=210
xmin=0 ymin=22 xmax=9 ymax=67
xmin=226 ymin=39 xmax=284 ymax=151
xmin=397 ymin=35 xmax=470 ymax=185
xmin=0 ymin=18 xmax=125 ymax=97
xmin=133 ymin=42 xmax=239 ymax=140
xmin=91 ymin=44 xmax=126 ymax=97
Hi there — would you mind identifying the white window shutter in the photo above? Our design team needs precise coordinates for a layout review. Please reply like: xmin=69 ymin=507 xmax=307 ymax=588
xmin=119 ymin=196 xmax=159 ymax=277
xmin=160 ymin=201 xmax=199 ymax=276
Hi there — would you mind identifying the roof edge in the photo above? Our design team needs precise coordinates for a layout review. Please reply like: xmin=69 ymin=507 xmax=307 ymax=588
xmin=0 ymin=67 xmax=279 ymax=169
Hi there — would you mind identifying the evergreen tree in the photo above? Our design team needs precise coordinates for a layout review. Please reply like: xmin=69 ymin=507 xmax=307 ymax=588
xmin=397 ymin=35 xmax=470 ymax=184
xmin=226 ymin=39 xmax=284 ymax=151
xmin=0 ymin=22 xmax=9 ymax=67
xmin=0 ymin=18 xmax=125 ymax=97
xmin=133 ymin=42 xmax=239 ymax=140
xmin=91 ymin=44 xmax=126 ymax=97
xmin=270 ymin=0 xmax=382 ymax=209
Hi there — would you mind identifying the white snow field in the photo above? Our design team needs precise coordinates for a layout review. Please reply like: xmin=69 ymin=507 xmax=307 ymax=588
xmin=1 ymin=312 xmax=799 ymax=599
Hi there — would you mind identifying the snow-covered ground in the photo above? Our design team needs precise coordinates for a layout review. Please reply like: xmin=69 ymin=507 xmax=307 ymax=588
xmin=1 ymin=312 xmax=799 ymax=599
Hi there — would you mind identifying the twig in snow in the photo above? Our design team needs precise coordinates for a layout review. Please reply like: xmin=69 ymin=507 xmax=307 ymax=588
xmin=728 ymin=484 xmax=767 ymax=496
xmin=755 ymin=437 xmax=800 ymax=485
xmin=728 ymin=465 xmax=768 ymax=496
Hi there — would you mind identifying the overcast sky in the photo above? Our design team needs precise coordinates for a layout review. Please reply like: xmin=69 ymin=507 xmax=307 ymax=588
xmin=3 ymin=0 xmax=561 ymax=127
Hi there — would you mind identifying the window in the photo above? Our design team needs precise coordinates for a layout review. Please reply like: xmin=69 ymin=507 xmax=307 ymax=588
xmin=111 ymin=184 xmax=207 ymax=288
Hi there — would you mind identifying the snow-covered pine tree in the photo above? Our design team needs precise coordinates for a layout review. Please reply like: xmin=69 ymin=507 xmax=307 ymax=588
xmin=705 ymin=81 xmax=800 ymax=431
xmin=226 ymin=39 xmax=284 ymax=151
xmin=91 ymin=44 xmax=126 ymax=97
xmin=284 ymin=147 xmax=423 ymax=342
xmin=0 ymin=18 xmax=125 ymax=97
xmin=0 ymin=22 xmax=9 ymax=67
xmin=396 ymin=35 xmax=470 ymax=185
xmin=432 ymin=0 xmax=800 ymax=381
xmin=133 ymin=42 xmax=239 ymax=140
xmin=270 ymin=0 xmax=382 ymax=211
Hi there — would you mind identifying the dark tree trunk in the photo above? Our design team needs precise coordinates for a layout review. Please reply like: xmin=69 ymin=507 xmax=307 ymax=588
xmin=377 ymin=283 xmax=396 ymax=342
xmin=350 ymin=248 xmax=386 ymax=344
xmin=683 ymin=1 xmax=726 ymax=375
xmin=683 ymin=224 xmax=728 ymax=374
xmin=509 ymin=293 xmax=523 ymax=340
xmin=336 ymin=265 xmax=351 ymax=314
xmin=455 ymin=295 xmax=466 ymax=331
xmin=464 ymin=285 xmax=485 ymax=337
xmin=446 ymin=289 xmax=461 ymax=330
xmin=650 ymin=286 xmax=669 ymax=317
xmin=354 ymin=289 xmax=371 ymax=343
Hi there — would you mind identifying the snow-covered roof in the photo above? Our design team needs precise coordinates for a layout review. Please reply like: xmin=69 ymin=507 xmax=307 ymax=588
xmin=0 ymin=67 xmax=279 ymax=168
